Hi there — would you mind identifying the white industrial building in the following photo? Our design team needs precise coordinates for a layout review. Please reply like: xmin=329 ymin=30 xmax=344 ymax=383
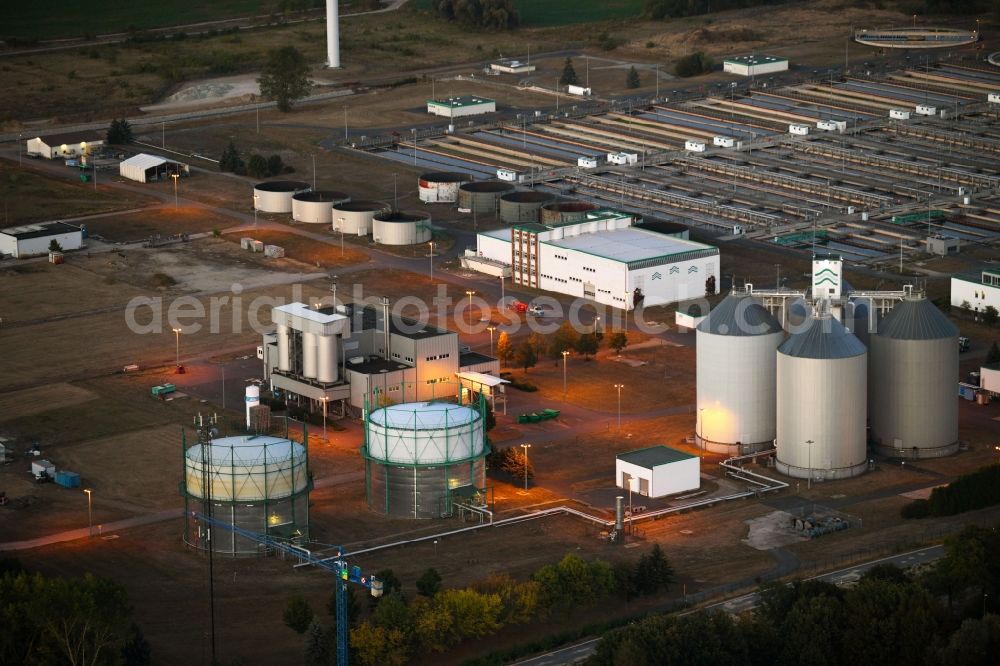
xmin=951 ymin=269 xmax=1000 ymax=314
xmin=473 ymin=209 xmax=719 ymax=310
xmin=119 ymin=153 xmax=189 ymax=183
xmin=616 ymin=446 xmax=699 ymax=498
xmin=26 ymin=131 xmax=104 ymax=159
xmin=0 ymin=222 xmax=83 ymax=258
xmin=261 ymin=301 xmax=499 ymax=415
xmin=426 ymin=96 xmax=496 ymax=118
xmin=723 ymin=55 xmax=788 ymax=77
xmin=490 ymin=59 xmax=535 ymax=74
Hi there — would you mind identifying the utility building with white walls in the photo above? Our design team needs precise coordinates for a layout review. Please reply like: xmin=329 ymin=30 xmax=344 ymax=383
xmin=426 ymin=96 xmax=496 ymax=118
xmin=723 ymin=55 xmax=788 ymax=77
xmin=26 ymin=131 xmax=104 ymax=159
xmin=263 ymin=301 xmax=495 ymax=416
xmin=474 ymin=209 xmax=719 ymax=310
xmin=616 ymin=446 xmax=699 ymax=498
xmin=950 ymin=269 xmax=1000 ymax=315
xmin=0 ymin=222 xmax=83 ymax=258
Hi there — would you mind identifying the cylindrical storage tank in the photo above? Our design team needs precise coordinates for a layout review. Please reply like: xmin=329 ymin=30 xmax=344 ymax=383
xmin=276 ymin=324 xmax=291 ymax=372
xmin=776 ymin=314 xmax=868 ymax=481
xmin=316 ymin=334 xmax=337 ymax=384
xmin=302 ymin=331 xmax=317 ymax=379
xmin=292 ymin=190 xmax=350 ymax=224
xmin=245 ymin=385 xmax=260 ymax=429
xmin=696 ymin=293 xmax=784 ymax=454
xmin=333 ymin=201 xmax=388 ymax=236
xmin=499 ymin=191 xmax=556 ymax=225
xmin=183 ymin=435 xmax=310 ymax=555
xmin=372 ymin=210 xmax=432 ymax=246
xmin=539 ymin=201 xmax=600 ymax=224
xmin=253 ymin=181 xmax=311 ymax=214
xmin=418 ymin=171 xmax=472 ymax=203
xmin=459 ymin=181 xmax=514 ymax=214
xmin=869 ymin=296 xmax=958 ymax=459
xmin=363 ymin=401 xmax=488 ymax=519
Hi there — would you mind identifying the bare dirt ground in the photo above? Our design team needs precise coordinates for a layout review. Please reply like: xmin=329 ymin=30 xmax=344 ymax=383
xmin=80 ymin=204 xmax=238 ymax=242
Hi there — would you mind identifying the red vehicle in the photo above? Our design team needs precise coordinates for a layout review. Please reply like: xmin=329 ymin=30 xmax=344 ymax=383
xmin=508 ymin=300 xmax=528 ymax=313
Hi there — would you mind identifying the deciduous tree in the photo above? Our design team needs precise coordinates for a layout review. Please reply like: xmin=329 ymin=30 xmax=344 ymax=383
xmin=258 ymin=46 xmax=312 ymax=112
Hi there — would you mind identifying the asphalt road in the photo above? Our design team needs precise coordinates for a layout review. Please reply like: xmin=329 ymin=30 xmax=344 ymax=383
xmin=514 ymin=544 xmax=945 ymax=666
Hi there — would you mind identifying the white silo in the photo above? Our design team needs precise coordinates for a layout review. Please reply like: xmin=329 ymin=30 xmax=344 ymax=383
xmin=363 ymin=399 xmax=488 ymax=519
xmin=696 ymin=292 xmax=784 ymax=454
xmin=869 ymin=296 xmax=958 ymax=459
xmin=776 ymin=309 xmax=868 ymax=481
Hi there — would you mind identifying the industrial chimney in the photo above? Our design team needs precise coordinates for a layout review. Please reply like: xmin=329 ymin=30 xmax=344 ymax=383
xmin=326 ymin=0 xmax=340 ymax=68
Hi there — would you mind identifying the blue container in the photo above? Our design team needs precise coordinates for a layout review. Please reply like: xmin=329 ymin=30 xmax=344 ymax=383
xmin=55 ymin=471 xmax=81 ymax=488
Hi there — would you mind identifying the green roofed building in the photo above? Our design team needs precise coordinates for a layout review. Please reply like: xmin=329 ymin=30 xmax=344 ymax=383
xmin=427 ymin=96 xmax=496 ymax=119
xmin=616 ymin=445 xmax=700 ymax=498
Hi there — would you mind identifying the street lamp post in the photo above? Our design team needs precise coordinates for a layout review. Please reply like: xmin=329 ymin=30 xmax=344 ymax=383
xmin=253 ymin=194 xmax=259 ymax=226
xmin=499 ymin=275 xmax=505 ymax=302
xmin=321 ymin=396 xmax=328 ymax=437
xmin=562 ymin=350 xmax=569 ymax=399
xmin=614 ymin=384 xmax=624 ymax=431
xmin=594 ymin=316 xmax=601 ymax=337
xmin=429 ymin=241 xmax=435 ymax=283
xmin=411 ymin=129 xmax=417 ymax=166
xmin=806 ymin=439 xmax=815 ymax=490
xmin=337 ymin=217 xmax=345 ymax=257
xmin=521 ymin=443 xmax=531 ymax=490
xmin=171 ymin=173 xmax=179 ymax=209
xmin=84 ymin=488 xmax=93 ymax=537
xmin=465 ymin=290 xmax=475 ymax=322
xmin=172 ymin=328 xmax=182 ymax=368
xmin=487 ymin=326 xmax=496 ymax=356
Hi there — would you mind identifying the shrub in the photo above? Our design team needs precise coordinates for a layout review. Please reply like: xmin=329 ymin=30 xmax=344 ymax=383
xmin=674 ymin=51 xmax=713 ymax=78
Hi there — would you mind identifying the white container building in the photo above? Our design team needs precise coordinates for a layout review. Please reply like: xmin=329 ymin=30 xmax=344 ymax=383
xmin=869 ymin=297 xmax=959 ymax=459
xmin=712 ymin=136 xmax=736 ymax=148
xmin=696 ymin=293 xmax=784 ymax=454
xmin=915 ymin=104 xmax=937 ymax=116
xmin=616 ymin=446 xmax=699 ymax=498
xmin=567 ymin=85 xmax=592 ymax=96
xmin=0 ymin=222 xmax=83 ymax=259
xmin=426 ymin=96 xmax=495 ymax=118
xmin=776 ymin=310 xmax=868 ymax=481
xmin=889 ymin=108 xmax=911 ymax=120
xmin=254 ymin=181 xmax=311 ymax=214
xmin=607 ymin=152 xmax=638 ymax=165
xmin=723 ymin=55 xmax=788 ymax=77
xmin=577 ymin=156 xmax=599 ymax=169
xmin=789 ymin=124 xmax=810 ymax=136
xmin=684 ymin=140 xmax=707 ymax=153
xmin=26 ymin=131 xmax=104 ymax=159
xmin=475 ymin=209 xmax=719 ymax=310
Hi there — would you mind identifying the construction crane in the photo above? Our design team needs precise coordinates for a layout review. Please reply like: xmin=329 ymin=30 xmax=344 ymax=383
xmin=192 ymin=512 xmax=383 ymax=666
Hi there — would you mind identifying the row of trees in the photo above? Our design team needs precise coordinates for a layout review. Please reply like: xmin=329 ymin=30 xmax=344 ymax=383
xmin=434 ymin=0 xmax=520 ymax=30
xmin=902 ymin=463 xmax=1000 ymax=518
xmin=644 ymin=0 xmax=790 ymax=20
xmin=0 ymin=563 xmax=150 ymax=665
xmin=291 ymin=546 xmax=673 ymax=665
xmin=959 ymin=301 xmax=998 ymax=325
xmin=495 ymin=324 xmax=628 ymax=371
xmin=592 ymin=524 xmax=1000 ymax=664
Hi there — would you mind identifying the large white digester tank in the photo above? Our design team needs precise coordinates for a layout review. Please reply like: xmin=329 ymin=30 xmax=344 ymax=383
xmin=776 ymin=310 xmax=868 ymax=481
xmin=696 ymin=292 xmax=784 ymax=454
xmin=363 ymin=400 xmax=488 ymax=519
xmin=869 ymin=296 xmax=958 ymax=459
xmin=183 ymin=434 xmax=311 ymax=554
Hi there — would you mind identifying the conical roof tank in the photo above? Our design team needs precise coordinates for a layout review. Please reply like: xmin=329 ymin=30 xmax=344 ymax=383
xmin=869 ymin=296 xmax=958 ymax=459
xmin=776 ymin=313 xmax=868 ymax=480
xmin=696 ymin=293 xmax=784 ymax=454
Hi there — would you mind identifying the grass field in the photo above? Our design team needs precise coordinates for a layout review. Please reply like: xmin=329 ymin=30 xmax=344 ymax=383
xmin=0 ymin=163 xmax=158 ymax=224
xmin=0 ymin=1 xmax=266 ymax=40
xmin=411 ymin=0 xmax=645 ymax=26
